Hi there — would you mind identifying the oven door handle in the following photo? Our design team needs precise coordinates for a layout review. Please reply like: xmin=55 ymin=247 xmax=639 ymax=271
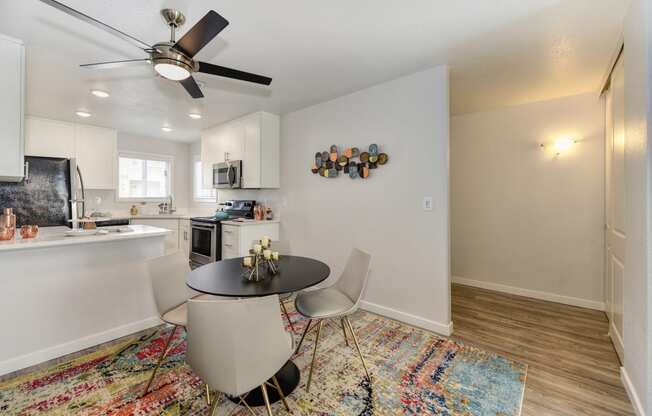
xmin=192 ymin=224 xmax=216 ymax=231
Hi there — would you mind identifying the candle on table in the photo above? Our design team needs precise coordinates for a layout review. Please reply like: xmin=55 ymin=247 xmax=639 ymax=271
xmin=263 ymin=249 xmax=272 ymax=259
xmin=253 ymin=244 xmax=262 ymax=254
xmin=272 ymin=251 xmax=279 ymax=261
xmin=261 ymin=236 xmax=270 ymax=248
xmin=243 ymin=256 xmax=252 ymax=267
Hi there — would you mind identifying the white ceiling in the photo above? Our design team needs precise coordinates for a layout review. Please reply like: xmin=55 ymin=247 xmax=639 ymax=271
xmin=2 ymin=0 xmax=628 ymax=142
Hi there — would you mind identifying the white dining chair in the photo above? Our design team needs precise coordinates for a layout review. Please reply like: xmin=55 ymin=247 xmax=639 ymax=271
xmin=186 ymin=295 xmax=294 ymax=416
xmin=293 ymin=248 xmax=371 ymax=392
xmin=143 ymin=252 xmax=216 ymax=398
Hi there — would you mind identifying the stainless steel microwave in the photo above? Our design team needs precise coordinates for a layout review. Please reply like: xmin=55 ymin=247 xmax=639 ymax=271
xmin=213 ymin=160 xmax=242 ymax=189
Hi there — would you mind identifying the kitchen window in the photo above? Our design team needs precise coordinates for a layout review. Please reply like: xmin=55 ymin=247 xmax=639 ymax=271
xmin=193 ymin=155 xmax=217 ymax=202
xmin=118 ymin=152 xmax=173 ymax=201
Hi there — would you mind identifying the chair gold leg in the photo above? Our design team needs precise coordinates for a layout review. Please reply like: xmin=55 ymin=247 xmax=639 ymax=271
xmin=295 ymin=319 xmax=313 ymax=354
xmin=236 ymin=394 xmax=257 ymax=416
xmin=209 ymin=392 xmax=221 ymax=416
xmin=205 ymin=383 xmax=211 ymax=405
xmin=142 ymin=325 xmax=177 ymax=397
xmin=306 ymin=320 xmax=323 ymax=392
xmin=344 ymin=317 xmax=370 ymax=381
xmin=271 ymin=375 xmax=291 ymax=412
xmin=260 ymin=383 xmax=274 ymax=416
xmin=340 ymin=318 xmax=349 ymax=346
xmin=280 ymin=300 xmax=296 ymax=334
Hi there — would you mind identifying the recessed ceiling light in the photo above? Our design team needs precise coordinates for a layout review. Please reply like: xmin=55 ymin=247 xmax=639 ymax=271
xmin=161 ymin=126 xmax=172 ymax=132
xmin=75 ymin=111 xmax=92 ymax=118
xmin=188 ymin=113 xmax=202 ymax=120
xmin=90 ymin=89 xmax=110 ymax=98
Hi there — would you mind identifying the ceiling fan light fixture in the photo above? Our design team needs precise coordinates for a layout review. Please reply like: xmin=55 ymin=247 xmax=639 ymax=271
xmin=188 ymin=113 xmax=202 ymax=119
xmin=154 ymin=61 xmax=192 ymax=81
xmin=161 ymin=126 xmax=173 ymax=132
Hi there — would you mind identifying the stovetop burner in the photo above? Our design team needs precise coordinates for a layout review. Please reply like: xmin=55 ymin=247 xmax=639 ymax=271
xmin=191 ymin=199 xmax=256 ymax=224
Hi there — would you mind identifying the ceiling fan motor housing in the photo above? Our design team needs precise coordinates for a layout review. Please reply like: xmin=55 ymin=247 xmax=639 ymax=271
xmin=150 ymin=42 xmax=197 ymax=78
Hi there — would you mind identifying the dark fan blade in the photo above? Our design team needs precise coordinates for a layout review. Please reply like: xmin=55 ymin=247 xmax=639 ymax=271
xmin=197 ymin=61 xmax=272 ymax=85
xmin=38 ymin=0 xmax=154 ymax=52
xmin=180 ymin=76 xmax=204 ymax=98
xmin=80 ymin=58 xmax=151 ymax=70
xmin=173 ymin=10 xmax=229 ymax=58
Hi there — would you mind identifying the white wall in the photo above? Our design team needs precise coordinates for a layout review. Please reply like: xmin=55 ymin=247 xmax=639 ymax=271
xmin=450 ymin=93 xmax=605 ymax=309
xmin=86 ymin=132 xmax=192 ymax=215
xmin=621 ymin=0 xmax=651 ymax=413
xmin=277 ymin=66 xmax=451 ymax=334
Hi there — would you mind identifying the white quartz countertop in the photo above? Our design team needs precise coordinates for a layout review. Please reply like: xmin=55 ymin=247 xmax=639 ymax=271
xmin=129 ymin=214 xmax=192 ymax=220
xmin=0 ymin=225 xmax=170 ymax=253
xmin=221 ymin=219 xmax=281 ymax=226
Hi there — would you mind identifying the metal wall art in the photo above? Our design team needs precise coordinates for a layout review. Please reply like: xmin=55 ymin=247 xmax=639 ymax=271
xmin=311 ymin=144 xmax=388 ymax=179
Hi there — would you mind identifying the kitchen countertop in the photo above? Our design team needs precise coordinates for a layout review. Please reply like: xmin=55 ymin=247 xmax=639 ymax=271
xmin=0 ymin=225 xmax=170 ymax=253
xmin=129 ymin=214 xmax=192 ymax=220
xmin=221 ymin=219 xmax=281 ymax=226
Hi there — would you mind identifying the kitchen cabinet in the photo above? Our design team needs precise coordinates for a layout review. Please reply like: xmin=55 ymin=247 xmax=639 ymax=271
xmin=25 ymin=117 xmax=117 ymax=189
xmin=201 ymin=111 xmax=280 ymax=189
xmin=25 ymin=117 xmax=76 ymax=159
xmin=131 ymin=218 xmax=180 ymax=255
xmin=0 ymin=34 xmax=25 ymax=182
xmin=74 ymin=124 xmax=117 ymax=189
xmin=179 ymin=219 xmax=190 ymax=257
xmin=221 ymin=221 xmax=280 ymax=260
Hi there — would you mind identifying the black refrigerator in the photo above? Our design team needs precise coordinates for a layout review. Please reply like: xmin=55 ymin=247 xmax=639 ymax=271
xmin=0 ymin=156 xmax=84 ymax=227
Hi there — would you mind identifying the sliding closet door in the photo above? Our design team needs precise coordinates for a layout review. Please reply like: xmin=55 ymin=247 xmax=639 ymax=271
xmin=605 ymin=54 xmax=625 ymax=362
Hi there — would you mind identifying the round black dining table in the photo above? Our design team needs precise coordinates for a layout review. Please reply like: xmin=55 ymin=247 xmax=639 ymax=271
xmin=187 ymin=255 xmax=330 ymax=407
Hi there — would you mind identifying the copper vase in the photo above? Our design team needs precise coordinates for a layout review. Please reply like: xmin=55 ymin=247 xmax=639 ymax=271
xmin=0 ymin=208 xmax=16 ymax=241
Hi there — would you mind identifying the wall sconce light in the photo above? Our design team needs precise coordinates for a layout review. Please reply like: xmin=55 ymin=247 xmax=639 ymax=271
xmin=540 ymin=137 xmax=577 ymax=156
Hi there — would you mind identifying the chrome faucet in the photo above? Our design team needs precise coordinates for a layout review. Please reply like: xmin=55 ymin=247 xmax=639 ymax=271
xmin=158 ymin=195 xmax=176 ymax=215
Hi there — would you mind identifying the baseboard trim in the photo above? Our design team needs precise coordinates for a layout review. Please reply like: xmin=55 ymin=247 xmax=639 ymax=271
xmin=360 ymin=300 xmax=453 ymax=336
xmin=452 ymin=276 xmax=605 ymax=311
xmin=609 ymin=321 xmax=625 ymax=363
xmin=0 ymin=316 xmax=162 ymax=376
xmin=621 ymin=367 xmax=646 ymax=416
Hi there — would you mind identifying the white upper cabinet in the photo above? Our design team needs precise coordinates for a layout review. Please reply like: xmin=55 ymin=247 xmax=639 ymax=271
xmin=0 ymin=34 xmax=25 ymax=182
xmin=74 ymin=124 xmax=117 ymax=189
xmin=201 ymin=111 xmax=280 ymax=189
xmin=25 ymin=117 xmax=76 ymax=158
xmin=25 ymin=117 xmax=117 ymax=189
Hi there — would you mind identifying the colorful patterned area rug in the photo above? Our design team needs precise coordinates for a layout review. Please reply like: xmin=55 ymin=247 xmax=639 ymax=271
xmin=0 ymin=308 xmax=526 ymax=415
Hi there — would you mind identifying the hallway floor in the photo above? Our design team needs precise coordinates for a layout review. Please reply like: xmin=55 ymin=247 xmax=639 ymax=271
xmin=451 ymin=284 xmax=634 ymax=416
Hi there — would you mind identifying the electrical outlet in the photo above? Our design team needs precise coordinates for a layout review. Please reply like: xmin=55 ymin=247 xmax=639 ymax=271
xmin=423 ymin=196 xmax=433 ymax=211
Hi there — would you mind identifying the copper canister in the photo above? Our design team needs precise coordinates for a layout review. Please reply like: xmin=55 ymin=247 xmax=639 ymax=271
xmin=0 ymin=208 xmax=16 ymax=240
xmin=20 ymin=225 xmax=39 ymax=239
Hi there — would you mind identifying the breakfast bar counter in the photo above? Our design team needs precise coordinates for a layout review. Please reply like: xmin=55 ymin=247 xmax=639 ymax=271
xmin=0 ymin=225 xmax=170 ymax=252
xmin=0 ymin=225 xmax=170 ymax=376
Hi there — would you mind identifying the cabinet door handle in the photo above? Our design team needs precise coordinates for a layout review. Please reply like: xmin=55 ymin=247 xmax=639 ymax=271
xmin=224 ymin=230 xmax=232 ymax=234
xmin=224 ymin=243 xmax=233 ymax=247
xmin=183 ymin=231 xmax=188 ymax=240
xmin=24 ymin=161 xmax=29 ymax=182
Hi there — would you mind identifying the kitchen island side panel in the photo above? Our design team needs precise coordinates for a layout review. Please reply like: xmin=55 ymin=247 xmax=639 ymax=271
xmin=0 ymin=234 xmax=165 ymax=375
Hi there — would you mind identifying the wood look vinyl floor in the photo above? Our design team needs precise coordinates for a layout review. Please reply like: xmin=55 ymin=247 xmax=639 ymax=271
xmin=451 ymin=284 xmax=635 ymax=416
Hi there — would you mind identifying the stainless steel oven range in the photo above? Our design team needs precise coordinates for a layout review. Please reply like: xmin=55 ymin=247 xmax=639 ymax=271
xmin=189 ymin=200 xmax=255 ymax=268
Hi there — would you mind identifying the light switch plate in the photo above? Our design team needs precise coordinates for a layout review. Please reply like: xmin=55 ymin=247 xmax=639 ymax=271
xmin=423 ymin=196 xmax=433 ymax=211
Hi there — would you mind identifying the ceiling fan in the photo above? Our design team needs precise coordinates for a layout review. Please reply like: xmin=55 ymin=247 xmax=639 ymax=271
xmin=39 ymin=0 xmax=272 ymax=99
